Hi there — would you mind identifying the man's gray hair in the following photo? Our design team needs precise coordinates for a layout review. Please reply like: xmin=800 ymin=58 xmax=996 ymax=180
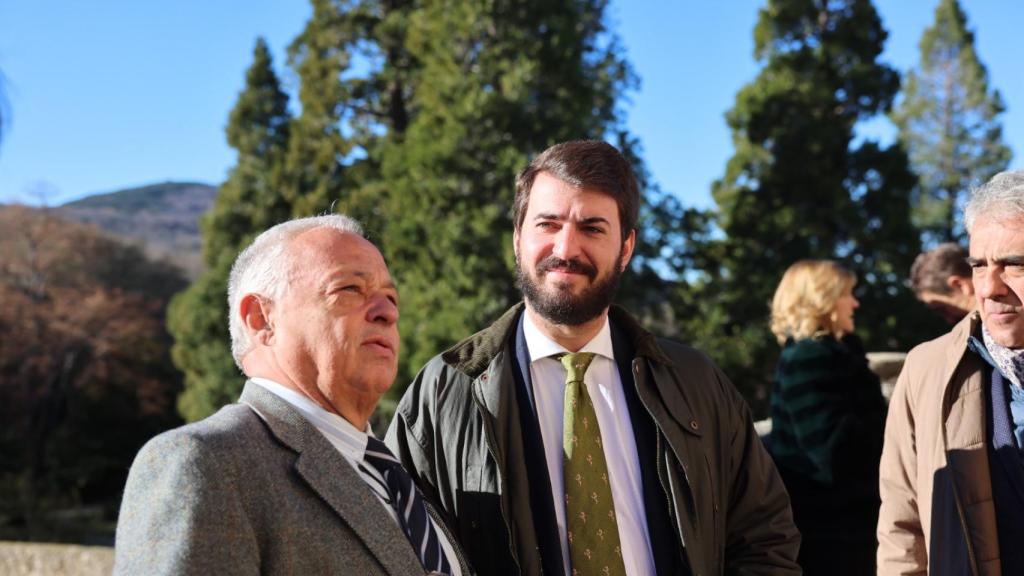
xmin=227 ymin=214 xmax=364 ymax=369
xmin=965 ymin=170 xmax=1024 ymax=232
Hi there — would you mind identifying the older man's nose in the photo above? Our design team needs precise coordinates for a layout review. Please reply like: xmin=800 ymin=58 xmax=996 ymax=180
xmin=368 ymin=293 xmax=399 ymax=325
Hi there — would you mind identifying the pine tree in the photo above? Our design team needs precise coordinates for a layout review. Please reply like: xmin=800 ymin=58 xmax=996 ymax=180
xmin=280 ymin=0 xmax=367 ymax=217
xmin=689 ymin=0 xmax=924 ymax=415
xmin=892 ymin=0 xmax=1011 ymax=244
xmin=169 ymin=0 xmax=687 ymax=417
xmin=375 ymin=0 xmax=637 ymax=386
xmin=167 ymin=38 xmax=293 ymax=421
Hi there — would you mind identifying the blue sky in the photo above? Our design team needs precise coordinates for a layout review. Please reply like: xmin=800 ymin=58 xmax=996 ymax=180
xmin=0 ymin=1 xmax=1021 ymax=210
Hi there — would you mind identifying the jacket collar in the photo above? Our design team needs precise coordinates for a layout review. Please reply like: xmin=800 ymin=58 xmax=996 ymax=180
xmin=942 ymin=311 xmax=983 ymax=392
xmin=940 ymin=312 xmax=989 ymax=453
xmin=238 ymin=382 xmax=426 ymax=576
xmin=442 ymin=302 xmax=669 ymax=377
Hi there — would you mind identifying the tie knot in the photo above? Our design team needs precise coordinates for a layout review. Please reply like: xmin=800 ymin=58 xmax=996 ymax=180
xmin=559 ymin=352 xmax=596 ymax=384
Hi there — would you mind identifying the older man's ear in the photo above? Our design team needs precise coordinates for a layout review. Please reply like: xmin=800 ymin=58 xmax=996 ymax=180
xmin=240 ymin=293 xmax=274 ymax=346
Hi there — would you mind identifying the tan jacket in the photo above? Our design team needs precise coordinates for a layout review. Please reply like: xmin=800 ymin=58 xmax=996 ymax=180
xmin=877 ymin=313 xmax=1000 ymax=576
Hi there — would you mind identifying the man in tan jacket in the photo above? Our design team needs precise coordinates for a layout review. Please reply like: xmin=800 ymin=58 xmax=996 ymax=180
xmin=878 ymin=171 xmax=1024 ymax=576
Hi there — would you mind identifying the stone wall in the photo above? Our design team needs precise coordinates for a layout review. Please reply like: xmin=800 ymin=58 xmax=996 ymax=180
xmin=0 ymin=542 xmax=113 ymax=576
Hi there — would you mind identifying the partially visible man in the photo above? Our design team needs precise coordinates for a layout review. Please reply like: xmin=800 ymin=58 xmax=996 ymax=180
xmin=114 ymin=215 xmax=467 ymax=575
xmin=910 ymin=242 xmax=975 ymax=324
xmin=879 ymin=171 xmax=1024 ymax=575
xmin=387 ymin=140 xmax=800 ymax=576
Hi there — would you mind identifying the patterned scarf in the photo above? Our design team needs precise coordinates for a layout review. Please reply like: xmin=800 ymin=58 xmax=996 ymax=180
xmin=983 ymin=325 xmax=1024 ymax=389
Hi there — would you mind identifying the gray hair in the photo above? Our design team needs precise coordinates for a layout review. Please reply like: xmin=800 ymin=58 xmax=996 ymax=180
xmin=965 ymin=170 xmax=1024 ymax=232
xmin=227 ymin=214 xmax=364 ymax=369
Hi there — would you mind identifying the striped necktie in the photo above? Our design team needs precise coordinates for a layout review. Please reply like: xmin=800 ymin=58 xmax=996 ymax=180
xmin=363 ymin=436 xmax=452 ymax=574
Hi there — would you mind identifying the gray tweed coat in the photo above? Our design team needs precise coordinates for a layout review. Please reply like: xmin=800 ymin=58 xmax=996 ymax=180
xmin=113 ymin=381 xmax=435 ymax=575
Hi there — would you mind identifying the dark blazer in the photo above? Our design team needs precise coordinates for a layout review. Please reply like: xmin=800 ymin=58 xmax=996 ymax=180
xmin=114 ymin=381 xmax=446 ymax=575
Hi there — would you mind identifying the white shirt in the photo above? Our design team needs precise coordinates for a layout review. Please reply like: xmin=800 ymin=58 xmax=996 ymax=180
xmin=522 ymin=313 xmax=657 ymax=576
xmin=249 ymin=378 xmax=461 ymax=575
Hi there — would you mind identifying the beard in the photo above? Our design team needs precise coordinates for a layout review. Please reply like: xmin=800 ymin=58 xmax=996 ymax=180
xmin=515 ymin=252 xmax=624 ymax=326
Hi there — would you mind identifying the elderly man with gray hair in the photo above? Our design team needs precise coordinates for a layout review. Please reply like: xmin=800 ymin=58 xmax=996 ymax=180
xmin=114 ymin=215 xmax=467 ymax=575
xmin=879 ymin=171 xmax=1024 ymax=576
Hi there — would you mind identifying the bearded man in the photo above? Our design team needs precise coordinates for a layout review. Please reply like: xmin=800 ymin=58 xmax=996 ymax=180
xmin=386 ymin=140 xmax=800 ymax=576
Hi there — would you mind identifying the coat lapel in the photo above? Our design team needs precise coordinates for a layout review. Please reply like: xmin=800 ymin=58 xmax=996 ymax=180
xmin=238 ymin=383 xmax=425 ymax=576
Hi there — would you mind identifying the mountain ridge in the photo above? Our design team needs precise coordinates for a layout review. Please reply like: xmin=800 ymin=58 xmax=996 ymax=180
xmin=58 ymin=181 xmax=217 ymax=279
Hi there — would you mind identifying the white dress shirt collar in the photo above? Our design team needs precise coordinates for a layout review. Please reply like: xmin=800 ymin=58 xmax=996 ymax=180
xmin=248 ymin=377 xmax=372 ymax=462
xmin=522 ymin=308 xmax=614 ymax=363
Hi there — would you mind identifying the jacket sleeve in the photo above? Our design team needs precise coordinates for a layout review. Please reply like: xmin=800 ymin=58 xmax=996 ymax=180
xmin=717 ymin=365 xmax=803 ymax=576
xmin=385 ymin=359 xmax=448 ymax=516
xmin=876 ymin=356 xmax=927 ymax=575
xmin=113 ymin=431 xmax=259 ymax=576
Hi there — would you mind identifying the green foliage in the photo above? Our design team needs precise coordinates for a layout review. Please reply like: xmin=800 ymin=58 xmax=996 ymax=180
xmin=375 ymin=0 xmax=637 ymax=387
xmin=616 ymin=133 xmax=714 ymax=324
xmin=168 ymin=38 xmax=293 ymax=422
xmin=174 ymin=0 xmax=943 ymax=424
xmin=686 ymin=0 xmax=928 ymax=416
xmin=892 ymin=0 xmax=1011 ymax=244
xmin=168 ymin=262 xmax=241 ymax=421
xmin=171 ymin=0 xmax=651 ymax=419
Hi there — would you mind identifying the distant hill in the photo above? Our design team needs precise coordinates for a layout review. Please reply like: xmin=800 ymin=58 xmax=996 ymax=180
xmin=60 ymin=182 xmax=216 ymax=279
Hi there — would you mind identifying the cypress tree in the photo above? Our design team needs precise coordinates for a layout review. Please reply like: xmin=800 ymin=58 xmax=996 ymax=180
xmin=280 ymin=0 xmax=367 ymax=217
xmin=167 ymin=38 xmax=293 ymax=421
xmin=374 ymin=0 xmax=638 ymax=386
xmin=892 ymin=0 xmax=1011 ymax=244
xmin=692 ymin=0 xmax=922 ymax=414
xmin=168 ymin=0 xmax=686 ymax=417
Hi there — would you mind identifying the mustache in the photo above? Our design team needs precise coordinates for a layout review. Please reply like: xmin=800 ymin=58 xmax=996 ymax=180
xmin=986 ymin=302 xmax=1022 ymax=314
xmin=536 ymin=256 xmax=597 ymax=280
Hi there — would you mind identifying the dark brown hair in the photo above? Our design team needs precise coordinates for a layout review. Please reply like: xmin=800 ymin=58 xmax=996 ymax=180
xmin=910 ymin=243 xmax=970 ymax=295
xmin=513 ymin=140 xmax=639 ymax=242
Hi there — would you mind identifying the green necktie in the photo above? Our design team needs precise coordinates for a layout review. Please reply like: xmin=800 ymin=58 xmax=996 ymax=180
xmin=560 ymin=352 xmax=626 ymax=576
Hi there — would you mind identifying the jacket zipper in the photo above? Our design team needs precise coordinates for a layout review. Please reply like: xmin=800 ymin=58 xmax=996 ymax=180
xmin=472 ymin=377 xmax=524 ymax=575
xmin=425 ymin=500 xmax=473 ymax=576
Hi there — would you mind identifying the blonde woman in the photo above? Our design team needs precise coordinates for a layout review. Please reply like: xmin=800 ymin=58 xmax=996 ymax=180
xmin=767 ymin=260 xmax=886 ymax=576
